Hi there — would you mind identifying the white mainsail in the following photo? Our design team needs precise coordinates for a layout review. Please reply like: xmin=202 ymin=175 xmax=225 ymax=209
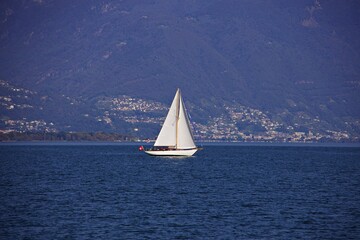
xmin=153 ymin=89 xmax=196 ymax=149
xmin=153 ymin=90 xmax=179 ymax=147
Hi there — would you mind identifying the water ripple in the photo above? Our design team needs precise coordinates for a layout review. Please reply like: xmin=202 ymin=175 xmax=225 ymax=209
xmin=0 ymin=145 xmax=359 ymax=239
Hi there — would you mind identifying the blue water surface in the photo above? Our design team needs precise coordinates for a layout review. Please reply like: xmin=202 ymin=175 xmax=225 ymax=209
xmin=0 ymin=144 xmax=359 ymax=239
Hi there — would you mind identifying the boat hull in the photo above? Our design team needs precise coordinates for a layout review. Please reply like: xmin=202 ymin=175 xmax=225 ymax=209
xmin=144 ymin=148 xmax=197 ymax=156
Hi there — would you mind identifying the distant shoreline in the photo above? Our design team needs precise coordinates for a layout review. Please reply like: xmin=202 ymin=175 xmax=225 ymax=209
xmin=1 ymin=141 xmax=359 ymax=148
xmin=1 ymin=131 xmax=359 ymax=145
xmin=0 ymin=131 xmax=134 ymax=142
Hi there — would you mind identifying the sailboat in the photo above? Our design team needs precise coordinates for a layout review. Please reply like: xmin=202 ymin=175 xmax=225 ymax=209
xmin=142 ymin=89 xmax=199 ymax=156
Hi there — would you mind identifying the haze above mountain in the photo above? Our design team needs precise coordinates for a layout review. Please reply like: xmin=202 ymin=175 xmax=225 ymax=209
xmin=1 ymin=0 xmax=360 ymax=139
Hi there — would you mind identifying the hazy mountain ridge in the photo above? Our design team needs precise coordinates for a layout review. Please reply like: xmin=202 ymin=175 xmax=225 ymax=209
xmin=1 ymin=0 xmax=359 ymax=141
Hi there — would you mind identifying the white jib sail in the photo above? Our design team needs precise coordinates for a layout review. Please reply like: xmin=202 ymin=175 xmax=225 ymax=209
xmin=177 ymin=94 xmax=196 ymax=149
xmin=154 ymin=89 xmax=196 ymax=149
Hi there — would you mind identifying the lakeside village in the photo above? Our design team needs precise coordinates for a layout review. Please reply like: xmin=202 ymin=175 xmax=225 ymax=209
xmin=92 ymin=96 xmax=354 ymax=143
xmin=1 ymin=91 xmax=355 ymax=142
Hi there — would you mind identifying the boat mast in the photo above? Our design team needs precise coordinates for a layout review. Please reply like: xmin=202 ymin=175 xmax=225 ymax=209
xmin=175 ymin=89 xmax=180 ymax=149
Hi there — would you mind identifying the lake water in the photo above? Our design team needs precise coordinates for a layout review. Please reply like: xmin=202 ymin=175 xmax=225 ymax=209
xmin=0 ymin=144 xmax=359 ymax=239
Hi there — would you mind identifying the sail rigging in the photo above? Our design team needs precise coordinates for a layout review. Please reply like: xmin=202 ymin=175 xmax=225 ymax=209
xmin=149 ymin=89 xmax=197 ymax=154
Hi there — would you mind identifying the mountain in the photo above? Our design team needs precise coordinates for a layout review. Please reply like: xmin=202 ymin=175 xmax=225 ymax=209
xmin=1 ymin=0 xmax=360 ymax=142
